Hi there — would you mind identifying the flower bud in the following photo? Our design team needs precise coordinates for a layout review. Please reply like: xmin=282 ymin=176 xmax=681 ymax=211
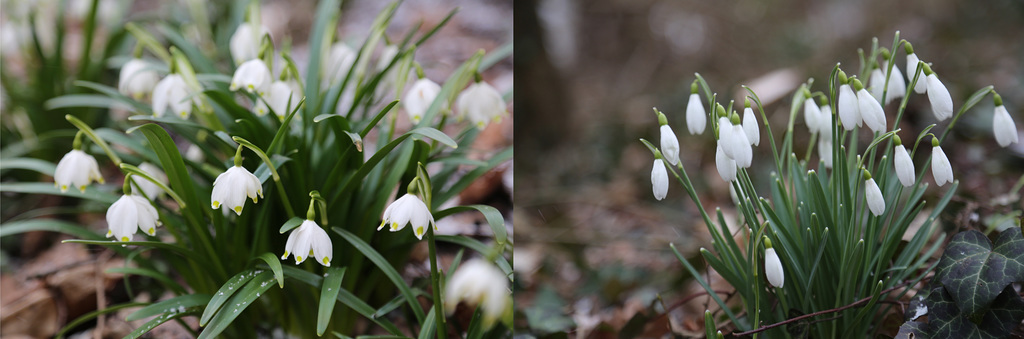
xmin=930 ymin=144 xmax=954 ymax=186
xmin=651 ymin=158 xmax=669 ymax=200
xmin=864 ymin=171 xmax=885 ymax=216
xmin=764 ymin=247 xmax=784 ymax=288
xmin=686 ymin=91 xmax=706 ymax=135
xmin=992 ymin=94 xmax=1019 ymax=147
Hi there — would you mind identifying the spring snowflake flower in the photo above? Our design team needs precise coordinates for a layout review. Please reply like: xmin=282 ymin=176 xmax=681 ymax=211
xmin=54 ymin=149 xmax=104 ymax=192
xmin=837 ymin=72 xmax=861 ymax=130
xmin=803 ymin=96 xmax=821 ymax=134
xmin=118 ymin=59 xmax=159 ymax=100
xmin=152 ymin=74 xmax=195 ymax=118
xmin=378 ymin=193 xmax=436 ymax=240
xmin=715 ymin=144 xmax=737 ymax=182
xmin=229 ymin=23 xmax=269 ymax=64
xmin=445 ymin=259 xmax=510 ymax=329
xmin=134 ymin=162 xmax=168 ymax=200
xmin=230 ymin=59 xmax=273 ymax=97
xmin=893 ymin=137 xmax=915 ymax=187
xmin=764 ymin=243 xmax=784 ymax=288
xmin=855 ymin=79 xmax=887 ymax=133
xmin=403 ymin=78 xmax=441 ymax=124
xmin=106 ymin=194 xmax=161 ymax=242
xmin=685 ymin=82 xmax=706 ymax=135
xmin=905 ymin=43 xmax=927 ymax=94
xmin=651 ymin=158 xmax=668 ymax=200
xmin=211 ymin=166 xmax=263 ymax=215
xmin=930 ymin=141 xmax=953 ymax=187
xmin=323 ymin=42 xmax=357 ymax=86
xmin=456 ymin=81 xmax=507 ymax=130
xmin=864 ymin=171 xmax=885 ymax=216
xmin=742 ymin=103 xmax=760 ymax=146
xmin=281 ymin=219 xmax=333 ymax=267
xmin=992 ymin=95 xmax=1018 ymax=147
xmin=256 ymin=80 xmax=302 ymax=117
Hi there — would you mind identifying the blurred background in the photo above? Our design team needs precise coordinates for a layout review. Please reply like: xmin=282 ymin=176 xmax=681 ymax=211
xmin=513 ymin=0 xmax=1024 ymax=336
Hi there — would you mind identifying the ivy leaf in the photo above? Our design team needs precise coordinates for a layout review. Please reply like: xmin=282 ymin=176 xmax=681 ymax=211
xmin=978 ymin=286 xmax=1024 ymax=338
xmin=934 ymin=230 xmax=1024 ymax=315
xmin=894 ymin=320 xmax=927 ymax=339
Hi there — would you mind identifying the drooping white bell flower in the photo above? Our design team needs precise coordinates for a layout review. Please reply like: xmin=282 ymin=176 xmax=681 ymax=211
xmin=134 ymin=162 xmax=168 ymax=200
xmin=656 ymin=110 xmax=680 ymax=166
xmin=893 ymin=137 xmax=915 ymax=187
xmin=818 ymin=138 xmax=833 ymax=169
xmin=445 ymin=259 xmax=510 ymax=329
xmin=717 ymin=116 xmax=736 ymax=159
xmin=819 ymin=103 xmax=833 ymax=141
xmin=730 ymin=122 xmax=752 ymax=168
xmin=715 ymin=143 xmax=737 ymax=182
xmin=651 ymin=158 xmax=668 ymax=200
xmin=864 ymin=173 xmax=885 ymax=216
xmin=992 ymin=95 xmax=1018 ymax=147
xmin=54 ymin=149 xmax=104 ymax=192
xmin=930 ymin=142 xmax=953 ymax=187
xmin=259 ymin=80 xmax=302 ymax=118
xmin=378 ymin=193 xmax=436 ymax=240
xmin=838 ymin=76 xmax=861 ymax=130
xmin=883 ymin=60 xmax=906 ymax=105
xmin=152 ymin=74 xmax=195 ymax=119
xmin=764 ymin=244 xmax=784 ymax=288
xmin=905 ymin=43 xmax=927 ymax=94
xmin=281 ymin=219 xmax=333 ymax=267
xmin=403 ymin=78 xmax=441 ymax=124
xmin=855 ymin=79 xmax=887 ymax=133
xmin=456 ymin=81 xmax=507 ymax=130
xmin=685 ymin=83 xmax=706 ymax=135
xmin=211 ymin=166 xmax=263 ymax=215
xmin=106 ymin=194 xmax=161 ymax=242
xmin=923 ymin=64 xmax=953 ymax=121
xmin=742 ymin=105 xmax=760 ymax=146
xmin=323 ymin=42 xmax=357 ymax=86
xmin=868 ymin=67 xmax=886 ymax=103
xmin=118 ymin=59 xmax=159 ymax=100
xmin=804 ymin=97 xmax=821 ymax=134
xmin=185 ymin=144 xmax=205 ymax=163
xmin=230 ymin=59 xmax=273 ymax=97
xmin=229 ymin=23 xmax=269 ymax=64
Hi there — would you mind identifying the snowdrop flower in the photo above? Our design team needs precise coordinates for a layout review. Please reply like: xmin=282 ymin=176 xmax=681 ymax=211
xmin=403 ymin=78 xmax=441 ymax=124
xmin=905 ymin=43 xmax=927 ymax=94
xmin=134 ymin=162 xmax=168 ymax=200
xmin=229 ymin=23 xmax=269 ymax=64
xmin=992 ymin=94 xmax=1018 ymax=147
xmin=106 ymin=193 xmax=161 ymax=242
xmin=882 ymin=59 xmax=906 ymax=105
xmin=818 ymin=138 xmax=833 ymax=169
xmin=930 ymin=139 xmax=953 ymax=187
xmin=742 ymin=100 xmax=759 ymax=146
xmin=655 ymin=110 xmax=680 ymax=165
xmin=323 ymin=42 xmax=356 ymax=86
xmin=456 ymin=80 xmax=507 ymax=130
xmin=281 ymin=219 xmax=333 ymax=267
xmin=211 ymin=166 xmax=263 ymax=215
xmin=922 ymin=64 xmax=953 ymax=121
xmin=379 ymin=193 xmax=436 ymax=240
xmin=868 ymin=66 xmax=886 ymax=103
xmin=837 ymin=71 xmax=861 ymax=130
xmin=893 ymin=135 xmax=915 ymax=187
xmin=152 ymin=74 xmax=194 ymax=119
xmin=54 ymin=149 xmax=104 ymax=193
xmin=230 ymin=59 xmax=273 ymax=97
xmin=763 ymin=240 xmax=784 ymax=288
xmin=445 ymin=259 xmax=510 ymax=329
xmin=727 ymin=115 xmax=753 ymax=168
xmin=803 ymin=95 xmax=821 ymax=134
xmin=118 ymin=59 xmax=159 ymax=100
xmin=864 ymin=170 xmax=885 ymax=216
xmin=685 ymin=81 xmax=706 ymax=135
xmin=854 ymin=79 xmax=887 ymax=133
xmin=818 ymin=99 xmax=833 ymax=141
xmin=651 ymin=157 xmax=669 ymax=200
xmin=715 ymin=144 xmax=737 ymax=182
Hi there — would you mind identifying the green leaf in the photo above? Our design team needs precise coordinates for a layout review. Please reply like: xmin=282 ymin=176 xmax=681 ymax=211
xmin=198 ymin=271 xmax=276 ymax=339
xmin=434 ymin=205 xmax=507 ymax=249
xmin=0 ymin=182 xmax=119 ymax=204
xmin=63 ymin=239 xmax=205 ymax=266
xmin=44 ymin=94 xmax=130 ymax=111
xmin=0 ymin=157 xmax=56 ymax=175
xmin=333 ymin=228 xmax=425 ymax=323
xmin=278 ymin=266 xmax=404 ymax=335
xmin=106 ymin=267 xmax=188 ymax=295
xmin=0 ymin=219 xmax=104 ymax=240
xmin=73 ymin=80 xmax=152 ymax=114
xmin=124 ymin=306 xmax=201 ymax=339
xmin=934 ymin=229 xmax=1024 ymax=315
xmin=200 ymin=269 xmax=257 ymax=326
xmin=55 ymin=302 xmax=148 ymax=339
xmin=318 ymin=266 xmax=347 ymax=336
xmin=409 ymin=127 xmax=458 ymax=149
xmin=435 ymin=235 xmax=512 ymax=276
xmin=127 ymin=294 xmax=211 ymax=321
xmin=278 ymin=217 xmax=304 ymax=234
xmin=254 ymin=252 xmax=285 ymax=288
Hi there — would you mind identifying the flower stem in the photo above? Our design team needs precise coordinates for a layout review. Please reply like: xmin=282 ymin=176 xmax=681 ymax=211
xmin=426 ymin=227 xmax=448 ymax=339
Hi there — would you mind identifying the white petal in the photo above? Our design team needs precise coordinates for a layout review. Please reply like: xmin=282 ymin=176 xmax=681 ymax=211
xmin=818 ymin=105 xmax=833 ymax=141
xmin=931 ymin=146 xmax=953 ymax=186
xmin=403 ymin=79 xmax=441 ymax=124
xmin=730 ymin=125 xmax=752 ymax=168
xmin=231 ymin=59 xmax=272 ymax=95
xmin=765 ymin=248 xmax=784 ymax=288
xmin=282 ymin=225 xmax=301 ymax=259
xmin=135 ymin=162 xmax=167 ymax=200
xmin=885 ymin=63 xmax=906 ymax=105
xmin=906 ymin=54 xmax=927 ymax=94
xmin=651 ymin=159 xmax=668 ymax=201
xmin=444 ymin=259 xmax=509 ymax=328
xmin=715 ymin=144 xmax=736 ymax=182
xmin=869 ymin=69 xmax=885 ymax=103
xmin=803 ymin=98 xmax=820 ymax=134
xmin=660 ymin=125 xmax=680 ymax=166
xmin=718 ymin=117 xmax=736 ymax=159
xmin=818 ymin=138 xmax=833 ymax=169
xmin=118 ymin=59 xmax=158 ymax=99
xmin=857 ymin=89 xmax=887 ymax=133
xmin=838 ymin=84 xmax=860 ymax=131
xmin=865 ymin=178 xmax=885 ymax=216
xmin=894 ymin=145 xmax=915 ymax=187
xmin=106 ymin=195 xmax=138 ymax=242
xmin=309 ymin=224 xmax=333 ymax=267
xmin=685 ymin=93 xmax=706 ymax=135
xmin=742 ymin=107 xmax=760 ymax=146
xmin=993 ymin=105 xmax=1019 ymax=147
xmin=926 ymin=74 xmax=953 ymax=121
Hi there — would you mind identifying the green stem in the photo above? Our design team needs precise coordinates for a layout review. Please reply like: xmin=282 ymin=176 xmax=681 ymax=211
xmin=233 ymin=137 xmax=295 ymax=216
xmin=426 ymin=228 xmax=448 ymax=339
xmin=66 ymin=115 xmax=122 ymax=165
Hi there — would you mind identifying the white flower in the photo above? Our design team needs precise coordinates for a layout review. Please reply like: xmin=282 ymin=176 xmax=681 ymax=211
xmin=229 ymin=23 xmax=269 ymax=64
xmin=884 ymin=61 xmax=906 ymax=105
xmin=715 ymin=144 xmax=736 ymax=182
xmin=865 ymin=177 xmax=885 ymax=216
xmin=993 ymin=104 xmax=1019 ymax=147
xmin=444 ymin=259 xmax=510 ymax=329
xmin=931 ymin=145 xmax=953 ymax=187
xmin=906 ymin=54 xmax=927 ymax=94
xmin=857 ymin=87 xmax=887 ymax=133
xmin=742 ymin=107 xmax=760 ymax=146
xmin=152 ymin=74 xmax=194 ymax=118
xmin=803 ymin=97 xmax=821 ymax=134
xmin=686 ymin=93 xmax=706 ymax=135
xmin=729 ymin=123 xmax=752 ymax=168
xmin=819 ymin=104 xmax=833 ymax=141
xmin=230 ymin=59 xmax=273 ymax=96
xmin=376 ymin=45 xmax=400 ymax=71
xmin=456 ymin=81 xmax=507 ymax=130
xmin=118 ymin=59 xmax=159 ymax=100
xmin=403 ymin=78 xmax=441 ymax=124
xmin=718 ymin=117 xmax=735 ymax=158
xmin=185 ymin=144 xmax=205 ymax=163
xmin=659 ymin=125 xmax=680 ymax=166
xmin=926 ymin=73 xmax=953 ymax=121
xmin=281 ymin=219 xmax=333 ymax=267
xmin=134 ymin=162 xmax=168 ymax=200
xmin=323 ymin=42 xmax=357 ymax=86
xmin=838 ymin=84 xmax=860 ymax=130
xmin=211 ymin=166 xmax=263 ymax=215
xmin=378 ymin=193 xmax=436 ymax=240
xmin=106 ymin=194 xmax=160 ymax=242
xmin=54 ymin=149 xmax=103 ymax=192
xmin=764 ymin=248 xmax=784 ymax=288
xmin=869 ymin=68 xmax=885 ymax=103
xmin=259 ymin=80 xmax=302 ymax=118
xmin=894 ymin=144 xmax=915 ymax=187
xmin=651 ymin=158 xmax=668 ymax=200
xmin=818 ymin=138 xmax=833 ymax=169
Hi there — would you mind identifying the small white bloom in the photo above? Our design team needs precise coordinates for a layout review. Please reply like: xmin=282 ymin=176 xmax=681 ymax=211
xmin=261 ymin=80 xmax=302 ymax=118
xmin=993 ymin=104 xmax=1019 ymax=147
xmin=742 ymin=107 xmax=760 ymax=146
xmin=54 ymin=149 xmax=104 ymax=192
xmin=803 ymin=97 xmax=821 ymax=134
xmin=715 ymin=144 xmax=737 ymax=182
xmin=884 ymin=61 xmax=906 ymax=105
xmin=857 ymin=88 xmax=887 ymax=133
xmin=444 ymin=259 xmax=510 ymax=329
xmin=281 ymin=219 xmax=333 ymax=267
xmin=230 ymin=59 xmax=273 ymax=96
xmin=134 ymin=162 xmax=168 ymax=200
xmin=323 ymin=42 xmax=357 ymax=86
xmin=118 ymin=59 xmax=159 ymax=100
xmin=730 ymin=123 xmax=752 ymax=168
xmin=659 ymin=125 xmax=680 ymax=166
xmin=764 ymin=248 xmax=784 ymax=288
xmin=819 ymin=104 xmax=833 ymax=141
xmin=185 ymin=144 xmax=205 ymax=163
xmin=865 ymin=177 xmax=885 ymax=216
xmin=931 ymin=145 xmax=954 ymax=187
xmin=229 ymin=23 xmax=269 ymax=64
xmin=869 ymin=68 xmax=885 ymax=103
xmin=906 ymin=54 xmax=927 ymax=94
xmin=838 ymin=84 xmax=861 ymax=130
xmin=211 ymin=166 xmax=263 ymax=215
xmin=718 ymin=117 xmax=736 ymax=159
xmin=818 ymin=138 xmax=833 ymax=169
xmin=651 ymin=158 xmax=668 ymax=200
xmin=403 ymin=78 xmax=441 ymax=124
xmin=378 ymin=193 xmax=436 ymax=240
xmin=926 ymin=73 xmax=953 ymax=121
xmin=106 ymin=194 xmax=161 ymax=242
xmin=894 ymin=144 xmax=915 ymax=187
xmin=152 ymin=74 xmax=194 ymax=119
xmin=686 ymin=93 xmax=706 ymax=135
xmin=456 ymin=81 xmax=507 ymax=130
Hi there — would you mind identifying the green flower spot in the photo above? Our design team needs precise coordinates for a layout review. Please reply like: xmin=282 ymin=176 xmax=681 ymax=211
xmin=234 ymin=206 xmax=243 ymax=214
xmin=296 ymin=255 xmax=303 ymax=262
xmin=212 ymin=201 xmax=220 ymax=208
xmin=322 ymin=257 xmax=330 ymax=265
xmin=121 ymin=236 xmax=130 ymax=242
xmin=416 ymin=226 xmax=424 ymax=237
xmin=148 ymin=227 xmax=155 ymax=235
xmin=391 ymin=222 xmax=399 ymax=231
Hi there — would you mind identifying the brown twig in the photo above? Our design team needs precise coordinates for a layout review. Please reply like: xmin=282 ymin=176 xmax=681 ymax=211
xmin=652 ymin=290 xmax=733 ymax=322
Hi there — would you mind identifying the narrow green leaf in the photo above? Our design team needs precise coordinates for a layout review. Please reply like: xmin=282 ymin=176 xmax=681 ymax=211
xmin=106 ymin=267 xmax=188 ymax=295
xmin=0 ymin=220 xmax=104 ymax=239
xmin=0 ymin=182 xmax=118 ymax=203
xmin=124 ymin=306 xmax=201 ymax=339
xmin=73 ymin=80 xmax=152 ymax=114
xmin=278 ymin=217 xmax=304 ymax=234
xmin=198 ymin=271 xmax=276 ymax=339
xmin=44 ymin=94 xmax=130 ymax=111
xmin=318 ymin=266 xmax=348 ymax=336
xmin=436 ymin=235 xmax=512 ymax=277
xmin=333 ymin=228 xmax=425 ymax=323
xmin=254 ymin=252 xmax=285 ymax=288
xmin=432 ymin=147 xmax=511 ymax=206
xmin=63 ymin=239 xmax=205 ymax=264
xmin=200 ymin=269 xmax=257 ymax=326
xmin=127 ymin=294 xmax=211 ymax=321
xmin=279 ymin=266 xmax=404 ymax=335
xmin=0 ymin=157 xmax=57 ymax=175
xmin=55 ymin=302 xmax=148 ymax=339
xmin=434 ymin=205 xmax=507 ymax=248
